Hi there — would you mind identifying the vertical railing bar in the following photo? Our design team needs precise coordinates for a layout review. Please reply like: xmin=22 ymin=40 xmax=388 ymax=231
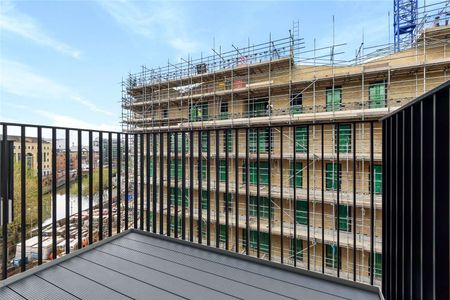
xmin=174 ymin=132 xmax=179 ymax=238
xmin=124 ymin=134 xmax=129 ymax=231
xmin=77 ymin=131 xmax=82 ymax=248
xmin=20 ymin=126 xmax=26 ymax=271
xmin=117 ymin=133 xmax=121 ymax=233
xmin=167 ymin=132 xmax=171 ymax=236
xmin=140 ymin=133 xmax=144 ymax=231
xmin=189 ymin=131 xmax=194 ymax=242
xmin=146 ymin=133 xmax=150 ymax=232
xmin=65 ymin=129 xmax=70 ymax=254
xmin=181 ymin=132 xmax=186 ymax=239
xmin=108 ymin=132 xmax=113 ymax=236
xmin=88 ymin=130 xmax=94 ymax=245
xmin=159 ymin=132 xmax=164 ymax=234
xmin=280 ymin=126 xmax=284 ymax=264
xmin=268 ymin=127 xmax=272 ymax=261
xmin=370 ymin=121 xmax=375 ymax=285
xmin=337 ymin=123 xmax=340 ymax=278
xmin=215 ymin=129 xmax=220 ymax=248
xmin=152 ymin=133 xmax=157 ymax=234
xmin=321 ymin=124 xmax=325 ymax=274
xmin=198 ymin=131 xmax=202 ymax=243
xmin=1 ymin=124 xmax=8 ymax=279
xmin=245 ymin=128 xmax=250 ymax=255
xmin=207 ymin=130 xmax=211 ymax=246
xmin=38 ymin=127 xmax=43 ymax=263
xmin=99 ymin=132 xmax=103 ymax=240
xmin=306 ymin=125 xmax=310 ymax=270
xmin=235 ymin=129 xmax=239 ymax=253
xmin=134 ymin=134 xmax=138 ymax=229
xmin=353 ymin=123 xmax=357 ymax=281
xmin=225 ymin=129 xmax=229 ymax=250
xmin=256 ymin=128 xmax=260 ymax=258
xmin=52 ymin=128 xmax=58 ymax=256
xmin=293 ymin=126 xmax=297 ymax=267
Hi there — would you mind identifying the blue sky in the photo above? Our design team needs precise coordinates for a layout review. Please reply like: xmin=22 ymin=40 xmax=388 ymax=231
xmin=0 ymin=0 xmax=425 ymax=131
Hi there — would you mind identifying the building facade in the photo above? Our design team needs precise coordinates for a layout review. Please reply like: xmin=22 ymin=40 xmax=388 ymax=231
xmin=122 ymin=24 xmax=450 ymax=284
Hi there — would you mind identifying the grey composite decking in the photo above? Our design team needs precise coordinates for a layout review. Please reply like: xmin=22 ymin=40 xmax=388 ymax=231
xmin=0 ymin=229 xmax=381 ymax=300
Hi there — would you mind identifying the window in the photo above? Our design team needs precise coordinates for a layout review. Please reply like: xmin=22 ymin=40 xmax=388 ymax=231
xmin=290 ymin=162 xmax=303 ymax=188
xmin=249 ymin=196 xmax=273 ymax=219
xmin=170 ymin=159 xmax=182 ymax=179
xmin=295 ymin=127 xmax=307 ymax=153
xmin=201 ymin=190 xmax=208 ymax=209
xmin=289 ymin=238 xmax=303 ymax=261
xmin=370 ymin=165 xmax=382 ymax=194
xmin=220 ymin=102 xmax=229 ymax=120
xmin=170 ymin=215 xmax=182 ymax=233
xmin=223 ymin=130 xmax=232 ymax=152
xmin=336 ymin=124 xmax=352 ymax=153
xmin=190 ymin=103 xmax=208 ymax=121
xmin=219 ymin=224 xmax=227 ymax=242
xmin=201 ymin=131 xmax=208 ymax=152
xmin=223 ymin=193 xmax=233 ymax=212
xmin=335 ymin=204 xmax=351 ymax=232
xmin=248 ymin=98 xmax=268 ymax=117
xmin=201 ymin=159 xmax=207 ymax=180
xmin=295 ymin=200 xmax=308 ymax=225
xmin=162 ymin=108 xmax=168 ymax=124
xmin=219 ymin=160 xmax=227 ymax=182
xmin=326 ymin=244 xmax=341 ymax=269
xmin=290 ymin=92 xmax=303 ymax=114
xmin=149 ymin=159 xmax=153 ymax=177
xmin=369 ymin=82 xmax=386 ymax=108
xmin=249 ymin=230 xmax=269 ymax=252
xmin=326 ymin=86 xmax=342 ymax=112
xmin=170 ymin=188 xmax=189 ymax=207
xmin=369 ymin=253 xmax=382 ymax=278
xmin=243 ymin=162 xmax=269 ymax=185
xmin=249 ymin=129 xmax=270 ymax=153
xmin=325 ymin=163 xmax=341 ymax=191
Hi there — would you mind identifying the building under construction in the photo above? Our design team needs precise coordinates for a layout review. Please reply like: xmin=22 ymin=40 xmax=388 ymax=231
xmin=121 ymin=2 xmax=450 ymax=285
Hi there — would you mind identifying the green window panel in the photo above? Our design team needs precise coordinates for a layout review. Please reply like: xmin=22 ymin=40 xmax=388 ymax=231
xmin=295 ymin=200 xmax=308 ymax=225
xmin=249 ymin=129 xmax=269 ymax=153
xmin=289 ymin=238 xmax=304 ymax=261
xmin=219 ymin=160 xmax=227 ymax=182
xmin=290 ymin=92 xmax=303 ymax=115
xmin=201 ymin=131 xmax=208 ymax=152
xmin=219 ymin=224 xmax=227 ymax=242
xmin=220 ymin=102 xmax=229 ymax=120
xmin=290 ymin=162 xmax=303 ymax=188
xmin=201 ymin=159 xmax=207 ymax=180
xmin=248 ymin=99 xmax=268 ymax=117
xmin=223 ymin=129 xmax=232 ymax=152
xmin=325 ymin=163 xmax=341 ymax=191
xmin=336 ymin=124 xmax=352 ymax=153
xmin=201 ymin=190 xmax=209 ymax=209
xmin=169 ymin=133 xmax=187 ymax=152
xmin=223 ymin=192 xmax=233 ymax=212
xmin=295 ymin=127 xmax=307 ymax=153
xmin=190 ymin=103 xmax=208 ymax=121
xmin=326 ymin=86 xmax=342 ymax=112
xmin=243 ymin=162 xmax=269 ymax=185
xmin=370 ymin=165 xmax=383 ymax=194
xmin=249 ymin=196 xmax=273 ymax=220
xmin=335 ymin=204 xmax=351 ymax=232
xmin=326 ymin=244 xmax=341 ymax=269
xmin=369 ymin=82 xmax=386 ymax=108
xmin=249 ymin=230 xmax=269 ymax=252
xmin=170 ymin=159 xmax=182 ymax=179
xmin=170 ymin=187 xmax=189 ymax=207
xmin=170 ymin=215 xmax=182 ymax=232
xmin=373 ymin=253 xmax=382 ymax=278
xmin=149 ymin=159 xmax=153 ymax=177
xmin=201 ymin=221 xmax=207 ymax=239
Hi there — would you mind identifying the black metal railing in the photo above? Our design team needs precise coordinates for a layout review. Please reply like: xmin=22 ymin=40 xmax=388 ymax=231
xmin=0 ymin=121 xmax=382 ymax=287
xmin=381 ymin=80 xmax=450 ymax=300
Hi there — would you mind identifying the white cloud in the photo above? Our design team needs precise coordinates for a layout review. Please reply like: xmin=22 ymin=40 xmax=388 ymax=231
xmin=98 ymin=1 xmax=201 ymax=55
xmin=36 ymin=110 xmax=120 ymax=132
xmin=0 ymin=1 xmax=81 ymax=59
xmin=0 ymin=59 xmax=114 ymax=116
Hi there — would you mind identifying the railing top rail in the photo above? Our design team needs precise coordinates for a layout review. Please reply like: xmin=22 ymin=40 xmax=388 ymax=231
xmin=0 ymin=122 xmax=125 ymax=135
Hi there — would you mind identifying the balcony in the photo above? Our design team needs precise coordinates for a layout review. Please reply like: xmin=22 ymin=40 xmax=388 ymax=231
xmin=1 ymin=80 xmax=449 ymax=299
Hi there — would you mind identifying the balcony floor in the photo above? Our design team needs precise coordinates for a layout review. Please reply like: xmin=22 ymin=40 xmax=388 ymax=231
xmin=0 ymin=229 xmax=380 ymax=300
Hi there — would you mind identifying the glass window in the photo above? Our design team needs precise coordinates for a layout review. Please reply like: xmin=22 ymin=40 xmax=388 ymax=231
xmin=295 ymin=200 xmax=308 ymax=225
xmin=295 ymin=127 xmax=307 ymax=153
xmin=325 ymin=163 xmax=341 ymax=190
xmin=326 ymin=86 xmax=342 ymax=112
xmin=335 ymin=204 xmax=351 ymax=232
xmin=223 ymin=129 xmax=232 ymax=153
xmin=326 ymin=244 xmax=341 ymax=269
xmin=369 ymin=82 xmax=386 ymax=108
xmin=249 ymin=196 xmax=273 ymax=219
xmin=289 ymin=238 xmax=303 ymax=261
xmin=336 ymin=124 xmax=352 ymax=153
xmin=243 ymin=162 xmax=269 ymax=185
xmin=290 ymin=92 xmax=302 ymax=114
xmin=290 ymin=162 xmax=303 ymax=188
